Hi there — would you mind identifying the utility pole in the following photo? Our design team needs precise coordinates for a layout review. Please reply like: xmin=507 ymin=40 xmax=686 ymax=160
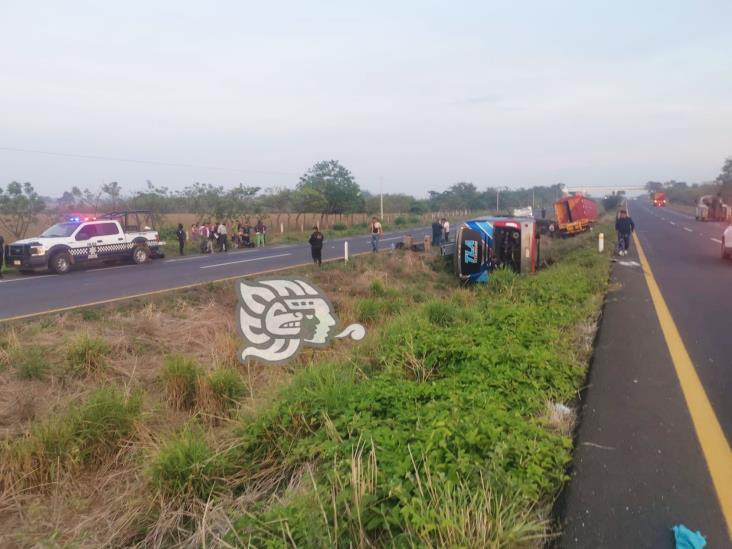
xmin=379 ymin=176 xmax=384 ymax=221
xmin=496 ymin=188 xmax=500 ymax=212
xmin=532 ymin=188 xmax=535 ymax=210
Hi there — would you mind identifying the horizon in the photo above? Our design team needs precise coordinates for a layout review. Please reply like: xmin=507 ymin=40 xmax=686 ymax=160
xmin=2 ymin=1 xmax=731 ymax=197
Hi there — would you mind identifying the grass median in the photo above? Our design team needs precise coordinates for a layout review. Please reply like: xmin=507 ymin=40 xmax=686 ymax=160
xmin=0 ymin=221 xmax=612 ymax=547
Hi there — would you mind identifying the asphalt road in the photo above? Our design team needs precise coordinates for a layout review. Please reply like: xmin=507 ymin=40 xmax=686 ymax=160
xmin=560 ymin=198 xmax=731 ymax=546
xmin=630 ymin=199 xmax=731 ymax=441
xmin=0 ymin=227 xmax=432 ymax=321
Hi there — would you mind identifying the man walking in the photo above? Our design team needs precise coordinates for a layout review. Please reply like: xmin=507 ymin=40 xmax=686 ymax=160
xmin=370 ymin=216 xmax=383 ymax=252
xmin=308 ymin=225 xmax=324 ymax=266
xmin=615 ymin=209 xmax=635 ymax=256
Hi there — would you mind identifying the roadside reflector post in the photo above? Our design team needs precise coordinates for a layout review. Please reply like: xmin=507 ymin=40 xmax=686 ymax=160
xmin=280 ymin=223 xmax=284 ymax=234
xmin=344 ymin=241 xmax=349 ymax=263
xmin=599 ymin=233 xmax=604 ymax=252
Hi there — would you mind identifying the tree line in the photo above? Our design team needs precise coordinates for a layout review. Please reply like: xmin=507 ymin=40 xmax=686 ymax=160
xmin=644 ymin=156 xmax=732 ymax=206
xmin=1 ymin=159 xmax=569 ymax=239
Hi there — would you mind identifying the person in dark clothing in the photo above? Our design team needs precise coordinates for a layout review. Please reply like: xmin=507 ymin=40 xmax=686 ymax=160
xmin=175 ymin=223 xmax=186 ymax=255
xmin=431 ymin=220 xmax=442 ymax=246
xmin=541 ymin=207 xmax=546 ymax=219
xmin=308 ymin=225 xmax=324 ymax=265
xmin=615 ymin=209 xmax=635 ymax=256
xmin=0 ymin=234 xmax=4 ymax=278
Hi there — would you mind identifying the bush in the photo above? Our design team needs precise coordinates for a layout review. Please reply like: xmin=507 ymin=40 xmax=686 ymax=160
xmin=423 ymin=299 xmax=459 ymax=327
xmin=205 ymin=368 xmax=246 ymax=414
xmin=161 ymin=354 xmax=201 ymax=410
xmin=13 ymin=347 xmax=50 ymax=380
xmin=368 ymin=279 xmax=385 ymax=296
xmin=331 ymin=223 xmax=347 ymax=231
xmin=5 ymin=386 xmax=142 ymax=486
xmin=355 ymin=298 xmax=384 ymax=324
xmin=149 ymin=427 xmax=229 ymax=499
xmin=394 ymin=215 xmax=408 ymax=225
xmin=66 ymin=335 xmax=110 ymax=376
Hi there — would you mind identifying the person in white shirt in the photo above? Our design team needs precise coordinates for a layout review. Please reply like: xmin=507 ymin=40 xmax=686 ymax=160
xmin=370 ymin=216 xmax=383 ymax=252
xmin=217 ymin=221 xmax=228 ymax=252
xmin=442 ymin=218 xmax=450 ymax=243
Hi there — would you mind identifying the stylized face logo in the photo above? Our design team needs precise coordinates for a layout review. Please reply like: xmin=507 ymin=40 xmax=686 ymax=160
xmin=237 ymin=278 xmax=364 ymax=364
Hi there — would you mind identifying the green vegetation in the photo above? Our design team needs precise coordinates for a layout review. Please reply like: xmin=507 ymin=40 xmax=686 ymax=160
xmin=3 ymin=386 xmax=141 ymax=486
xmin=205 ymin=368 xmax=246 ymax=416
xmin=161 ymin=354 xmax=201 ymax=410
xmin=222 ymin=234 xmax=610 ymax=545
xmin=13 ymin=346 xmax=50 ymax=380
xmin=149 ymin=426 xmax=230 ymax=499
xmin=65 ymin=334 xmax=110 ymax=376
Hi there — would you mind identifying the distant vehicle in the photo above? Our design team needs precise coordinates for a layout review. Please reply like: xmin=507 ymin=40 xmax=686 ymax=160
xmin=553 ymin=194 xmax=598 ymax=236
xmin=4 ymin=210 xmax=166 ymax=274
xmin=695 ymin=195 xmax=731 ymax=222
xmin=722 ymin=225 xmax=732 ymax=260
xmin=652 ymin=191 xmax=666 ymax=207
xmin=511 ymin=206 xmax=534 ymax=217
xmin=454 ymin=216 xmax=540 ymax=282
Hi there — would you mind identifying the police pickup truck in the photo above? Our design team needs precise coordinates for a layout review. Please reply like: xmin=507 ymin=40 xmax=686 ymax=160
xmin=4 ymin=210 xmax=166 ymax=274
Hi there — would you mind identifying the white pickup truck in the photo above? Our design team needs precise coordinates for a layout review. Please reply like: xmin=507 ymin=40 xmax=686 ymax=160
xmin=4 ymin=210 xmax=166 ymax=274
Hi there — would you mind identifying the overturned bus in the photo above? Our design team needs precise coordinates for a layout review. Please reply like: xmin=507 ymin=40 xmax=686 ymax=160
xmin=454 ymin=216 xmax=540 ymax=283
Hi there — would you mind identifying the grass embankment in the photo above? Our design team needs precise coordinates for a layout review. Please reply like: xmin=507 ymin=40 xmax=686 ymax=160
xmin=0 ymin=223 xmax=611 ymax=547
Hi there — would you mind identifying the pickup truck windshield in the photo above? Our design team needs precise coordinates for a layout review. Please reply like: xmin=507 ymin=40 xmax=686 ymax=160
xmin=40 ymin=222 xmax=80 ymax=238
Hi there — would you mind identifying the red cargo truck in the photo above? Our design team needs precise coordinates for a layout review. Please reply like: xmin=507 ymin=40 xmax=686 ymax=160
xmin=652 ymin=191 xmax=666 ymax=207
xmin=553 ymin=194 xmax=598 ymax=236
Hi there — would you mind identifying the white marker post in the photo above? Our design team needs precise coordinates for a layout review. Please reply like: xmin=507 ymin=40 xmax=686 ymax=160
xmin=280 ymin=223 xmax=284 ymax=234
xmin=344 ymin=241 xmax=349 ymax=263
xmin=599 ymin=233 xmax=604 ymax=252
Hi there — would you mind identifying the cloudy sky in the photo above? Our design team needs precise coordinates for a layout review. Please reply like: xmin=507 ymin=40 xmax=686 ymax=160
xmin=1 ymin=1 xmax=730 ymax=198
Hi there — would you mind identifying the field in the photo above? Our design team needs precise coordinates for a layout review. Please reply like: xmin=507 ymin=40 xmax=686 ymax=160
xmin=0 ymin=224 xmax=611 ymax=547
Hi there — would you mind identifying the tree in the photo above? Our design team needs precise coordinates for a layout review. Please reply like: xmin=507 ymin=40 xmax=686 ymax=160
xmin=644 ymin=181 xmax=664 ymax=193
xmin=0 ymin=181 xmax=46 ymax=239
xmin=101 ymin=181 xmax=122 ymax=211
xmin=297 ymin=160 xmax=364 ymax=214
xmin=717 ymin=156 xmax=732 ymax=204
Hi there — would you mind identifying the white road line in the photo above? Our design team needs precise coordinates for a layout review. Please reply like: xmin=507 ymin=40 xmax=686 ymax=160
xmin=0 ymin=274 xmax=56 ymax=284
xmin=683 ymin=227 xmax=693 ymax=233
xmin=200 ymin=253 xmax=292 ymax=269
xmin=711 ymin=238 xmax=722 ymax=244
xmin=670 ymin=221 xmax=676 ymax=226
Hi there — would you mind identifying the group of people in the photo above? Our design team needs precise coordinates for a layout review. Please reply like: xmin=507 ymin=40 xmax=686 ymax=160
xmin=175 ymin=220 xmax=268 ymax=255
xmin=430 ymin=218 xmax=450 ymax=246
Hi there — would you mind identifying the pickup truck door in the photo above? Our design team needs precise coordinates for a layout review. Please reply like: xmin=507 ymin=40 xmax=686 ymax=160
xmin=94 ymin=222 xmax=127 ymax=258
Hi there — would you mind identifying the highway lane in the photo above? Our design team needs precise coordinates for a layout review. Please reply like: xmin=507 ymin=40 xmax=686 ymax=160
xmin=628 ymin=198 xmax=732 ymax=441
xmin=0 ymin=227 xmax=432 ymax=321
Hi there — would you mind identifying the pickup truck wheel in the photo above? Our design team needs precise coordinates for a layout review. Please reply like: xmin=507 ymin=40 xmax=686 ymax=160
xmin=132 ymin=245 xmax=149 ymax=265
xmin=50 ymin=252 xmax=72 ymax=274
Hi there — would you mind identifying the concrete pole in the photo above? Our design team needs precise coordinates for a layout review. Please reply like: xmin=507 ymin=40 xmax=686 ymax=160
xmin=599 ymin=233 xmax=604 ymax=252
xmin=344 ymin=241 xmax=349 ymax=263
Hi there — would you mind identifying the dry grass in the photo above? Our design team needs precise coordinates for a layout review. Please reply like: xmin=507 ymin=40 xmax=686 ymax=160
xmin=0 ymin=251 xmax=446 ymax=547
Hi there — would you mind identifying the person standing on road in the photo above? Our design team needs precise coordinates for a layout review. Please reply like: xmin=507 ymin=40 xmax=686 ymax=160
xmin=255 ymin=219 xmax=265 ymax=248
xmin=442 ymin=218 xmax=450 ymax=243
xmin=175 ymin=223 xmax=186 ymax=256
xmin=217 ymin=221 xmax=228 ymax=252
xmin=308 ymin=225 xmax=324 ymax=266
xmin=370 ymin=216 xmax=383 ymax=252
xmin=431 ymin=219 xmax=442 ymax=246
xmin=615 ymin=209 xmax=635 ymax=256
xmin=198 ymin=223 xmax=210 ymax=253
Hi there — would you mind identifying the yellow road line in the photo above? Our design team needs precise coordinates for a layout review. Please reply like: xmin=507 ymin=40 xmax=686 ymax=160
xmin=0 ymin=251 xmax=373 ymax=324
xmin=633 ymin=231 xmax=732 ymax=539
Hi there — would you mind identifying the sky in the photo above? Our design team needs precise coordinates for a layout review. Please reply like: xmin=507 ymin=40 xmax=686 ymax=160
xmin=1 ymin=0 xmax=731 ymax=198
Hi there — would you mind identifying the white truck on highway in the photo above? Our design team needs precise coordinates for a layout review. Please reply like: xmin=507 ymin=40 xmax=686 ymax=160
xmin=3 ymin=210 xmax=166 ymax=274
